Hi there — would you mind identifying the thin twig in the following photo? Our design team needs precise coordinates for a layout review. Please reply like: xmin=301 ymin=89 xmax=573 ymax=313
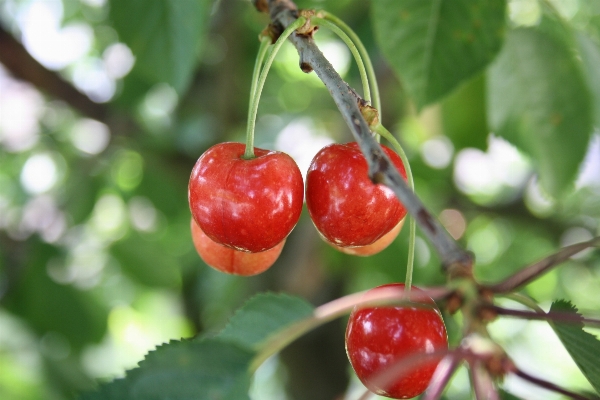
xmin=483 ymin=304 xmax=600 ymax=327
xmin=258 ymin=0 xmax=473 ymax=273
xmin=469 ymin=360 xmax=500 ymax=400
xmin=0 ymin=24 xmax=107 ymax=120
xmin=488 ymin=237 xmax=600 ymax=293
xmin=250 ymin=285 xmax=450 ymax=372
xmin=422 ymin=354 xmax=462 ymax=400
xmin=513 ymin=367 xmax=594 ymax=400
xmin=314 ymin=285 xmax=451 ymax=319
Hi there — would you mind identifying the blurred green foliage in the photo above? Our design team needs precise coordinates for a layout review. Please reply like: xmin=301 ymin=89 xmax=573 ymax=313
xmin=0 ymin=0 xmax=599 ymax=399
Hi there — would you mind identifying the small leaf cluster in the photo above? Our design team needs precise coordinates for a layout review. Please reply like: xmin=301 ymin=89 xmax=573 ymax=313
xmin=79 ymin=294 xmax=314 ymax=399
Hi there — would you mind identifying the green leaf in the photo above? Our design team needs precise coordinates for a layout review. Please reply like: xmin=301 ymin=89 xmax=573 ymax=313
xmin=216 ymin=292 xmax=315 ymax=350
xmin=108 ymin=0 xmax=211 ymax=93
xmin=549 ymin=300 xmax=600 ymax=394
xmin=79 ymin=338 xmax=254 ymax=400
xmin=576 ymin=33 xmax=600 ymax=127
xmin=112 ymin=71 xmax=155 ymax=109
xmin=372 ymin=0 xmax=506 ymax=109
xmin=138 ymin=155 xmax=188 ymax=218
xmin=441 ymin=73 xmax=488 ymax=151
xmin=3 ymin=241 xmax=108 ymax=351
xmin=80 ymin=379 xmax=129 ymax=400
xmin=63 ymin=171 xmax=101 ymax=224
xmin=487 ymin=26 xmax=593 ymax=196
xmin=110 ymin=231 xmax=181 ymax=288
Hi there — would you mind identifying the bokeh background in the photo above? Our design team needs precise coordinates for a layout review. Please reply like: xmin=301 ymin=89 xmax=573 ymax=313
xmin=1 ymin=0 xmax=599 ymax=399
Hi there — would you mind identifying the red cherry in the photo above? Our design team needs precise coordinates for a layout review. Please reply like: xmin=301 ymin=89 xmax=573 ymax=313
xmin=190 ymin=218 xmax=283 ymax=275
xmin=188 ymin=142 xmax=304 ymax=253
xmin=345 ymin=283 xmax=448 ymax=399
xmin=305 ymin=142 xmax=407 ymax=254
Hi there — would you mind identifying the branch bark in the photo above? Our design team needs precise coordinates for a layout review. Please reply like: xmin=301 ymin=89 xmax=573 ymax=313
xmin=513 ymin=368 xmax=594 ymax=400
xmin=257 ymin=0 xmax=473 ymax=273
xmin=487 ymin=236 xmax=600 ymax=294
xmin=483 ymin=304 xmax=600 ymax=327
xmin=0 ymin=24 xmax=107 ymax=121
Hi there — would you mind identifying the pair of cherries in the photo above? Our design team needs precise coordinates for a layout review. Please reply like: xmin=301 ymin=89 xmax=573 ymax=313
xmin=187 ymin=141 xmax=407 ymax=275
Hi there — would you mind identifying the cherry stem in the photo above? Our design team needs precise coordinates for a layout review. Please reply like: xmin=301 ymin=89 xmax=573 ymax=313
xmin=487 ymin=236 xmax=600 ymax=294
xmin=513 ymin=367 xmax=594 ymax=400
xmin=244 ymin=36 xmax=271 ymax=159
xmin=483 ymin=304 xmax=600 ymax=327
xmin=320 ymin=11 xmax=381 ymax=119
xmin=244 ymin=16 xmax=307 ymax=160
xmin=373 ymin=123 xmax=416 ymax=295
xmin=311 ymin=16 xmax=371 ymax=106
xmin=502 ymin=292 xmax=545 ymax=313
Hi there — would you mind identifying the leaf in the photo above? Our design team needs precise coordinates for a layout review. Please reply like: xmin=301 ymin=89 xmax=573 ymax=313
xmin=441 ymin=73 xmax=488 ymax=151
xmin=215 ymin=292 xmax=315 ymax=350
xmin=487 ymin=26 xmax=593 ymax=196
xmin=110 ymin=231 xmax=181 ymax=288
xmin=138 ymin=155 xmax=188 ymax=218
xmin=63 ymin=171 xmax=101 ymax=224
xmin=79 ymin=338 xmax=254 ymax=400
xmin=549 ymin=300 xmax=600 ymax=394
xmin=371 ymin=0 xmax=506 ymax=109
xmin=78 ymin=378 xmax=129 ymax=400
xmin=3 ymin=241 xmax=108 ymax=351
xmin=576 ymin=32 xmax=600 ymax=127
xmin=108 ymin=0 xmax=211 ymax=94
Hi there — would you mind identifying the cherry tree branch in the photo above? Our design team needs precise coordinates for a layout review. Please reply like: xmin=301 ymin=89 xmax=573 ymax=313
xmin=250 ymin=284 xmax=451 ymax=372
xmin=482 ymin=304 xmax=600 ymax=327
xmin=487 ymin=236 xmax=600 ymax=294
xmin=255 ymin=0 xmax=473 ymax=274
xmin=469 ymin=361 xmax=500 ymax=400
xmin=0 ymin=25 xmax=107 ymax=120
xmin=513 ymin=368 xmax=595 ymax=400
xmin=422 ymin=354 xmax=462 ymax=400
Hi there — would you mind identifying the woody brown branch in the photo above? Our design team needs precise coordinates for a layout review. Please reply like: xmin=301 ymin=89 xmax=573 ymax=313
xmin=255 ymin=0 xmax=473 ymax=274
xmin=0 ymin=24 xmax=107 ymax=121
xmin=488 ymin=236 xmax=600 ymax=294
xmin=481 ymin=304 xmax=600 ymax=327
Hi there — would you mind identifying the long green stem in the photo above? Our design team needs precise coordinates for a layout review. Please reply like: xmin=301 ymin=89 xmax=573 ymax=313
xmin=311 ymin=17 xmax=370 ymax=105
xmin=373 ymin=123 xmax=416 ymax=295
xmin=244 ymin=17 xmax=307 ymax=159
xmin=244 ymin=36 xmax=271 ymax=159
xmin=321 ymin=11 xmax=381 ymax=119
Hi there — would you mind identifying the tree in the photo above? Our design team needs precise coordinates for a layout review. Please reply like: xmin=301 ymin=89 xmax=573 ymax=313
xmin=0 ymin=0 xmax=599 ymax=399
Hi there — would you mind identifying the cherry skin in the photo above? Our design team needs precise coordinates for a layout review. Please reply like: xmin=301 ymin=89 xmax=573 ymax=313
xmin=330 ymin=218 xmax=405 ymax=256
xmin=188 ymin=142 xmax=303 ymax=253
xmin=190 ymin=218 xmax=284 ymax=275
xmin=345 ymin=283 xmax=448 ymax=399
xmin=305 ymin=142 xmax=407 ymax=255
